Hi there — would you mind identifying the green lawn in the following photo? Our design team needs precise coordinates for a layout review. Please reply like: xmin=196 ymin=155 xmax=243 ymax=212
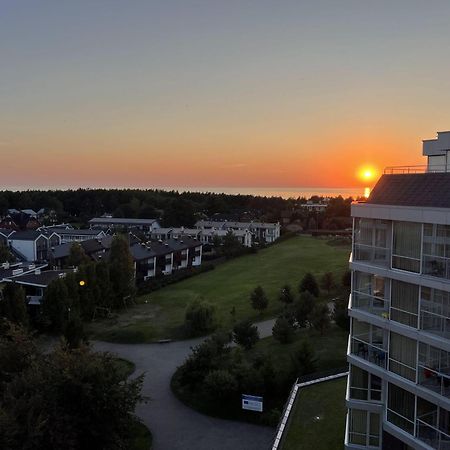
xmin=281 ymin=378 xmax=347 ymax=450
xmin=250 ymin=325 xmax=349 ymax=374
xmin=89 ymin=236 xmax=350 ymax=343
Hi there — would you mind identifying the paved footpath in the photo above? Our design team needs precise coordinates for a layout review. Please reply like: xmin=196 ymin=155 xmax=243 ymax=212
xmin=93 ymin=319 xmax=276 ymax=450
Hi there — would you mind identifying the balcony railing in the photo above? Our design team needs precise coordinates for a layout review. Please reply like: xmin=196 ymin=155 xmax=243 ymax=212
xmin=353 ymin=244 xmax=390 ymax=267
xmin=350 ymin=336 xmax=387 ymax=369
xmin=384 ymin=165 xmax=449 ymax=174
xmin=416 ymin=418 xmax=450 ymax=450
xmin=352 ymin=291 xmax=389 ymax=318
xmin=418 ymin=365 xmax=450 ymax=399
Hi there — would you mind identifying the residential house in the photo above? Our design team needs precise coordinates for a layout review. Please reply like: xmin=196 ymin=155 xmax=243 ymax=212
xmin=8 ymin=230 xmax=61 ymax=262
xmin=3 ymin=268 xmax=73 ymax=305
xmin=195 ymin=220 xmax=280 ymax=244
xmin=89 ymin=217 xmax=161 ymax=233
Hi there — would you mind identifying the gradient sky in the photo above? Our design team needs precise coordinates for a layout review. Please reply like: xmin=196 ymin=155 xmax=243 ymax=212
xmin=3 ymin=1 xmax=450 ymax=190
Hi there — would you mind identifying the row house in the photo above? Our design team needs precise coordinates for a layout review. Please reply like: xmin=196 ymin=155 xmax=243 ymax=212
xmin=48 ymin=234 xmax=202 ymax=284
xmin=2 ymin=267 xmax=73 ymax=306
xmin=131 ymin=237 xmax=202 ymax=282
xmin=40 ymin=225 xmax=106 ymax=243
xmin=7 ymin=230 xmax=61 ymax=262
xmin=0 ymin=212 xmax=41 ymax=231
xmin=88 ymin=217 xmax=161 ymax=233
xmin=199 ymin=228 xmax=253 ymax=247
xmin=195 ymin=220 xmax=281 ymax=243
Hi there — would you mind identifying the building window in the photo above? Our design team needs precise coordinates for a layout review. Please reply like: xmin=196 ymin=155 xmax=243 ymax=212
xmin=389 ymin=332 xmax=417 ymax=382
xmin=352 ymin=271 xmax=388 ymax=317
xmin=392 ymin=221 xmax=421 ymax=273
xmin=349 ymin=365 xmax=382 ymax=401
xmin=351 ymin=319 xmax=387 ymax=368
xmin=422 ymin=224 xmax=450 ymax=279
xmin=353 ymin=219 xmax=390 ymax=267
xmin=420 ymin=287 xmax=450 ymax=339
xmin=387 ymin=383 xmax=415 ymax=435
xmin=348 ymin=409 xmax=380 ymax=447
xmin=390 ymin=280 xmax=419 ymax=328
xmin=418 ymin=342 xmax=450 ymax=398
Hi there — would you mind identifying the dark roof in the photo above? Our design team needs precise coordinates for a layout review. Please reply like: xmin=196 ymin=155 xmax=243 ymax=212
xmin=9 ymin=230 xmax=44 ymax=241
xmin=7 ymin=270 xmax=72 ymax=287
xmin=367 ymin=173 xmax=450 ymax=208
xmin=0 ymin=263 xmax=48 ymax=282
xmin=89 ymin=217 xmax=158 ymax=225
xmin=0 ymin=228 xmax=14 ymax=237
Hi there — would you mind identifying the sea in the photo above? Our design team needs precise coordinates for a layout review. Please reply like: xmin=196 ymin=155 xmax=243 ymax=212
xmin=158 ymin=186 xmax=366 ymax=200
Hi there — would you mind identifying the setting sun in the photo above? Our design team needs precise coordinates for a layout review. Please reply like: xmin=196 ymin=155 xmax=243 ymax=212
xmin=357 ymin=166 xmax=378 ymax=183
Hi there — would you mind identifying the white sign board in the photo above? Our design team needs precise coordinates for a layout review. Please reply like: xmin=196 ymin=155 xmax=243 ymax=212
xmin=242 ymin=394 xmax=263 ymax=412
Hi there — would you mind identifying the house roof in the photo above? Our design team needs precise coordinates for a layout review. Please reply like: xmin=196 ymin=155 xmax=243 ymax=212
xmin=0 ymin=262 xmax=48 ymax=282
xmin=55 ymin=229 xmax=104 ymax=236
xmin=0 ymin=228 xmax=15 ymax=238
xmin=9 ymin=230 xmax=44 ymax=241
xmin=195 ymin=220 xmax=278 ymax=229
xmin=5 ymin=269 xmax=72 ymax=288
xmin=89 ymin=217 xmax=159 ymax=225
xmin=367 ymin=173 xmax=450 ymax=208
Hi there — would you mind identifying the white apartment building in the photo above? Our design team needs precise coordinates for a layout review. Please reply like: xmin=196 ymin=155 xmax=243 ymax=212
xmin=346 ymin=131 xmax=450 ymax=450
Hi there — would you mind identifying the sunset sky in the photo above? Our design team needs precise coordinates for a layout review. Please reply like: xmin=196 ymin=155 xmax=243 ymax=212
xmin=3 ymin=1 xmax=450 ymax=190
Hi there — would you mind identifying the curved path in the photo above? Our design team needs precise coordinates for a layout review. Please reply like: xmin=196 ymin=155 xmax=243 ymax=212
xmin=93 ymin=319 xmax=276 ymax=450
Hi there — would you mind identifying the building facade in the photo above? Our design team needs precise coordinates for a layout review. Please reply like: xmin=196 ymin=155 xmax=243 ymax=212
xmin=346 ymin=132 xmax=450 ymax=450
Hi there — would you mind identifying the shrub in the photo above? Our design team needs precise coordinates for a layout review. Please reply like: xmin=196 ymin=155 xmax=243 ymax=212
xmin=250 ymin=286 xmax=269 ymax=313
xmin=184 ymin=299 xmax=217 ymax=337
xmin=233 ymin=320 xmax=259 ymax=350
xmin=204 ymin=369 xmax=238 ymax=400
xmin=310 ymin=303 xmax=331 ymax=335
xmin=278 ymin=284 xmax=295 ymax=305
xmin=291 ymin=339 xmax=317 ymax=377
xmin=293 ymin=291 xmax=315 ymax=327
xmin=272 ymin=317 xmax=295 ymax=344
xmin=299 ymin=272 xmax=320 ymax=297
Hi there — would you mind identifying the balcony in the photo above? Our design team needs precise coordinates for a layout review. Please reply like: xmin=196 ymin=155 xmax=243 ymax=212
xmin=352 ymin=291 xmax=389 ymax=318
xmin=350 ymin=336 xmax=387 ymax=369
xmin=416 ymin=418 xmax=450 ymax=450
xmin=353 ymin=244 xmax=390 ymax=268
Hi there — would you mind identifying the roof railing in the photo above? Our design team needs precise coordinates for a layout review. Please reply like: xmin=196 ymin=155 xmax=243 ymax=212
xmin=384 ymin=165 xmax=449 ymax=174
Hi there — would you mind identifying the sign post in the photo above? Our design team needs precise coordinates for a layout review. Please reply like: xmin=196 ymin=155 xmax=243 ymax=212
xmin=242 ymin=394 xmax=263 ymax=412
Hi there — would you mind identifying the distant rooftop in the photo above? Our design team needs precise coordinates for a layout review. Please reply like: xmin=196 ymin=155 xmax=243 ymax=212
xmin=89 ymin=217 xmax=159 ymax=225
xmin=367 ymin=173 xmax=450 ymax=208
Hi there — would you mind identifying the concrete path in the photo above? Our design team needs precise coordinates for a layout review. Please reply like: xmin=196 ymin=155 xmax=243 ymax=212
xmin=93 ymin=318 xmax=276 ymax=450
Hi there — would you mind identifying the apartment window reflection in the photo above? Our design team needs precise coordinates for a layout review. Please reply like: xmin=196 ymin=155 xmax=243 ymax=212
xmin=392 ymin=221 xmax=421 ymax=273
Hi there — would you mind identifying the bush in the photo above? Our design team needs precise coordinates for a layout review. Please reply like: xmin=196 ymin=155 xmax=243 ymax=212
xmin=293 ymin=291 xmax=315 ymax=327
xmin=291 ymin=339 xmax=317 ymax=377
xmin=204 ymin=369 xmax=238 ymax=400
xmin=299 ymin=272 xmax=320 ymax=297
xmin=272 ymin=317 xmax=295 ymax=344
xmin=278 ymin=284 xmax=295 ymax=305
xmin=233 ymin=320 xmax=259 ymax=350
xmin=250 ymin=286 xmax=269 ymax=313
xmin=184 ymin=299 xmax=217 ymax=337
xmin=310 ymin=303 xmax=331 ymax=335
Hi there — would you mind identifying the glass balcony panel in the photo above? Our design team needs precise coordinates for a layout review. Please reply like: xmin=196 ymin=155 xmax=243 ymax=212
xmin=351 ymin=336 xmax=387 ymax=369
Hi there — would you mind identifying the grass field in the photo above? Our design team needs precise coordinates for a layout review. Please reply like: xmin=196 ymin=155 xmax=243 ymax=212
xmin=281 ymin=378 xmax=347 ymax=450
xmin=89 ymin=236 xmax=350 ymax=343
